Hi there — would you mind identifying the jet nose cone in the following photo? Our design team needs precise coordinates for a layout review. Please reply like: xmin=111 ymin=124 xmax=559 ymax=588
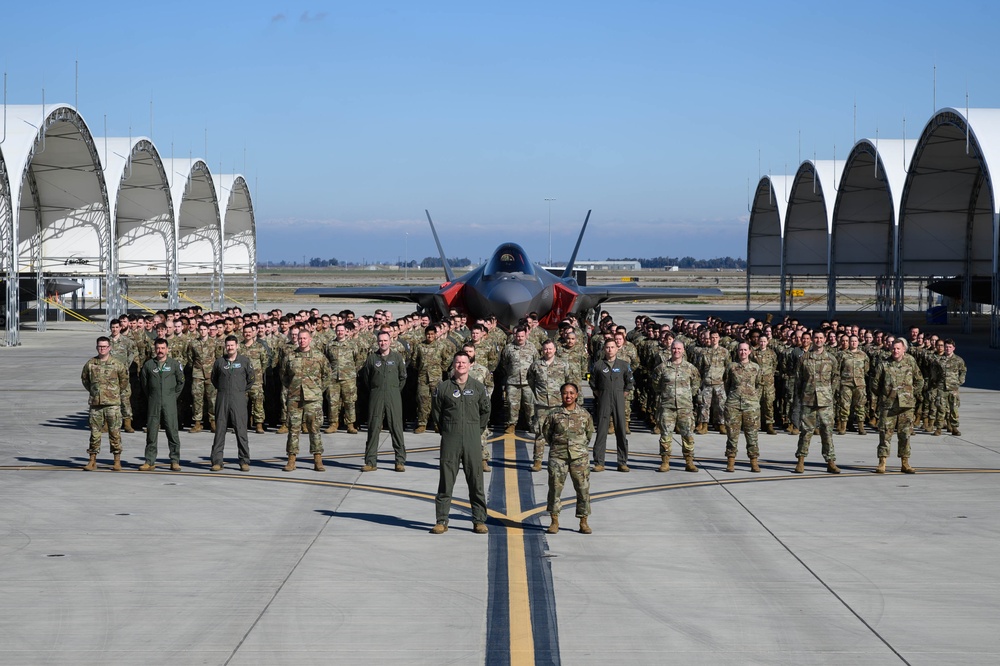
xmin=487 ymin=279 xmax=534 ymax=327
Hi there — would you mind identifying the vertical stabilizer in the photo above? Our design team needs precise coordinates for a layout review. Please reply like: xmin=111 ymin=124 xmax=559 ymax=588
xmin=425 ymin=210 xmax=455 ymax=282
xmin=561 ymin=210 xmax=592 ymax=279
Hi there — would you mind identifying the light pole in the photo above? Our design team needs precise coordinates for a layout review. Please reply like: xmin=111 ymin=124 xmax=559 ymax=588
xmin=544 ymin=198 xmax=556 ymax=265
xmin=404 ymin=232 xmax=409 ymax=280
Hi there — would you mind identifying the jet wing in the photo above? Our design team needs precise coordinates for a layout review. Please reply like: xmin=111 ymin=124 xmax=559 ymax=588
xmin=577 ymin=285 xmax=723 ymax=305
xmin=295 ymin=286 xmax=441 ymax=305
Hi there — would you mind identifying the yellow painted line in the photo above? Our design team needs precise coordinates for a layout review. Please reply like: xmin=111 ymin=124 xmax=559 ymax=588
xmin=503 ymin=432 xmax=534 ymax=666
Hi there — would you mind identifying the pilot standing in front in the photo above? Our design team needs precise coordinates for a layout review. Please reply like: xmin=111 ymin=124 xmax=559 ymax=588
xmin=589 ymin=339 xmax=634 ymax=472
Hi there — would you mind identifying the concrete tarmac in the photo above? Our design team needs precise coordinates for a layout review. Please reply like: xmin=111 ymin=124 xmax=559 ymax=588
xmin=1 ymin=306 xmax=998 ymax=665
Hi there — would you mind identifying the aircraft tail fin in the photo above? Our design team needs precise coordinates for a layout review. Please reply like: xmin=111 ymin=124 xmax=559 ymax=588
xmin=561 ymin=209 xmax=591 ymax=279
xmin=425 ymin=210 xmax=455 ymax=282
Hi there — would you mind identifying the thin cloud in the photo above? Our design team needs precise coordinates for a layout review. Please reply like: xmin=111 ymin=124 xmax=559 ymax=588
xmin=299 ymin=11 xmax=327 ymax=22
xmin=270 ymin=13 xmax=286 ymax=22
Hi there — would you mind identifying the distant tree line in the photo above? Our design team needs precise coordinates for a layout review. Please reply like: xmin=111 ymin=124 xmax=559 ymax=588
xmin=610 ymin=256 xmax=746 ymax=269
xmin=308 ymin=257 xmax=340 ymax=267
xmin=420 ymin=256 xmax=471 ymax=269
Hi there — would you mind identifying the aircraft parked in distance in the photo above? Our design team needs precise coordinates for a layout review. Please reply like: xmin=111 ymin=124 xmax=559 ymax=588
xmin=296 ymin=211 xmax=722 ymax=329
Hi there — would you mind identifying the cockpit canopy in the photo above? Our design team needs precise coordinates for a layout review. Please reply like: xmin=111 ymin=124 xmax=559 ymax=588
xmin=484 ymin=243 xmax=535 ymax=277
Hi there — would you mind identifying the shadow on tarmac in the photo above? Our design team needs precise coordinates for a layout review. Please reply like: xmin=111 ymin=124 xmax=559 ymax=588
xmin=315 ymin=509 xmax=435 ymax=532
xmin=40 ymin=411 xmax=89 ymax=430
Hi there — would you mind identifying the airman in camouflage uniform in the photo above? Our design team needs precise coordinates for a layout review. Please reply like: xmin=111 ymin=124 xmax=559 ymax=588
xmin=652 ymin=340 xmax=700 ymax=472
xmin=872 ymin=338 xmax=924 ymax=474
xmin=696 ymin=331 xmax=729 ymax=434
xmin=837 ymin=334 xmax=870 ymax=435
xmin=280 ymin=329 xmax=331 ymax=472
xmin=239 ymin=324 xmax=270 ymax=433
xmin=750 ymin=334 xmax=778 ymax=435
xmin=464 ymin=343 xmax=494 ymax=471
xmin=414 ymin=327 xmax=445 ymax=433
xmin=187 ymin=322 xmax=219 ymax=432
xmin=542 ymin=382 xmax=595 ymax=535
xmin=556 ymin=329 xmax=588 ymax=387
xmin=936 ymin=339 xmax=966 ymax=435
xmin=722 ymin=342 xmax=763 ymax=472
xmin=794 ymin=331 xmax=841 ymax=474
xmin=81 ymin=336 xmax=130 ymax=471
xmin=527 ymin=340 xmax=573 ymax=470
xmin=323 ymin=323 xmax=361 ymax=434
xmin=108 ymin=320 xmax=138 ymax=432
xmin=500 ymin=327 xmax=539 ymax=433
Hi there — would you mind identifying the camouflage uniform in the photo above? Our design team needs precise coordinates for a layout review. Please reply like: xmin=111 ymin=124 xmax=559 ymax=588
xmin=414 ymin=339 xmax=445 ymax=429
xmin=468 ymin=361 xmax=494 ymax=462
xmin=108 ymin=333 xmax=137 ymax=421
xmin=652 ymin=358 xmax=699 ymax=459
xmin=500 ymin=340 xmax=539 ymax=429
xmin=697 ymin=346 xmax=729 ymax=427
xmin=723 ymin=359 xmax=763 ymax=459
xmin=937 ymin=353 xmax=966 ymax=432
xmin=873 ymin=353 xmax=924 ymax=459
xmin=837 ymin=349 xmax=870 ymax=428
xmin=81 ymin=355 xmax=130 ymax=454
xmin=795 ymin=348 xmax=840 ymax=462
xmin=556 ymin=341 xmax=588 ymax=387
xmin=527 ymin=356 xmax=573 ymax=463
xmin=324 ymin=338 xmax=361 ymax=430
xmin=750 ymin=345 xmax=778 ymax=430
xmin=187 ymin=336 xmax=219 ymax=427
xmin=239 ymin=340 xmax=270 ymax=428
xmin=542 ymin=405 xmax=594 ymax=518
xmin=281 ymin=348 xmax=331 ymax=455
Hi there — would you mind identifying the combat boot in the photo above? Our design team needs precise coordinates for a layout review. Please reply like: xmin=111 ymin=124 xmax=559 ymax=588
xmin=625 ymin=423 xmax=631 ymax=434
xmin=658 ymin=456 xmax=670 ymax=472
xmin=112 ymin=454 xmax=122 ymax=471
xmin=276 ymin=424 xmax=288 ymax=434
xmin=923 ymin=417 xmax=932 ymax=431
xmin=766 ymin=424 xmax=777 ymax=435
xmin=256 ymin=422 xmax=265 ymax=434
xmin=858 ymin=422 xmax=866 ymax=436
xmin=836 ymin=421 xmax=846 ymax=436
xmin=793 ymin=456 xmax=805 ymax=474
xmin=430 ymin=523 xmax=448 ymax=534
xmin=546 ymin=514 xmax=559 ymax=534
xmin=933 ymin=427 xmax=942 ymax=436
xmin=901 ymin=457 xmax=916 ymax=474
xmin=414 ymin=425 xmax=427 ymax=434
xmin=684 ymin=454 xmax=698 ymax=473
xmin=608 ymin=422 xmax=615 ymax=434
xmin=189 ymin=423 xmax=203 ymax=433
xmin=394 ymin=462 xmax=406 ymax=472
xmin=82 ymin=453 xmax=97 ymax=471
xmin=579 ymin=517 xmax=592 ymax=534
xmin=592 ymin=463 xmax=605 ymax=472
xmin=322 ymin=423 xmax=336 ymax=434
xmin=725 ymin=456 xmax=735 ymax=473
xmin=361 ymin=463 xmax=377 ymax=472
xmin=787 ymin=424 xmax=800 ymax=435
xmin=209 ymin=420 xmax=216 ymax=433
xmin=282 ymin=454 xmax=296 ymax=472
xmin=314 ymin=454 xmax=326 ymax=472
xmin=696 ymin=422 xmax=707 ymax=435
xmin=123 ymin=419 xmax=134 ymax=433
xmin=482 ymin=460 xmax=491 ymax=473
xmin=346 ymin=423 xmax=358 ymax=434
xmin=617 ymin=463 xmax=630 ymax=473
xmin=652 ymin=425 xmax=661 ymax=434
xmin=138 ymin=462 xmax=156 ymax=471
xmin=826 ymin=460 xmax=841 ymax=474
xmin=504 ymin=424 xmax=516 ymax=434
xmin=170 ymin=461 xmax=181 ymax=471
xmin=875 ymin=457 xmax=886 ymax=474
xmin=531 ymin=460 xmax=542 ymax=472
xmin=952 ymin=428 xmax=961 ymax=436
xmin=749 ymin=457 xmax=760 ymax=473
xmin=239 ymin=463 xmax=250 ymax=472
xmin=717 ymin=423 xmax=728 ymax=435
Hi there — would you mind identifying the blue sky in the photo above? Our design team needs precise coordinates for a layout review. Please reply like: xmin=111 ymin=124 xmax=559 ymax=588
xmin=3 ymin=1 xmax=999 ymax=265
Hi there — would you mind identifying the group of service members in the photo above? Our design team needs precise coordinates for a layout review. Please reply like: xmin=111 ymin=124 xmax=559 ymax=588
xmin=80 ymin=305 xmax=966 ymax=535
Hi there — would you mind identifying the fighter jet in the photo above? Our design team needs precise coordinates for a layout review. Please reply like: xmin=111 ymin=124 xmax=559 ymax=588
xmin=295 ymin=211 xmax=723 ymax=329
